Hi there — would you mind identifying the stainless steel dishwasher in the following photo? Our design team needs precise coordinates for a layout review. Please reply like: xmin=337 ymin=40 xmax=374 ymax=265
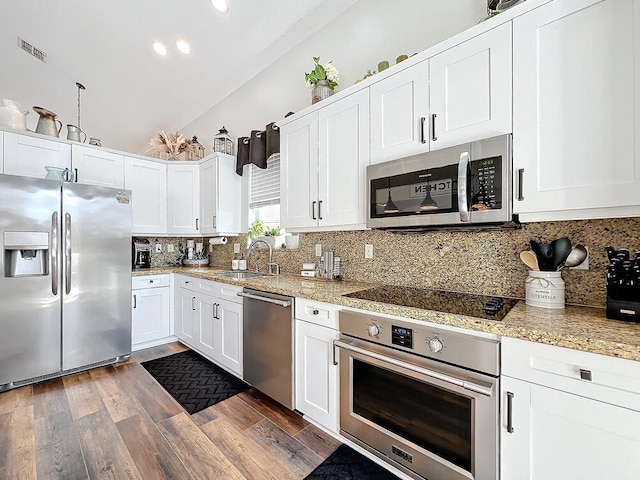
xmin=238 ymin=288 xmax=294 ymax=409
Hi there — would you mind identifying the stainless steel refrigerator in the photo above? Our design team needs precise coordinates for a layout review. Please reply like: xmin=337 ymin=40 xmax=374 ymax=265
xmin=0 ymin=174 xmax=132 ymax=391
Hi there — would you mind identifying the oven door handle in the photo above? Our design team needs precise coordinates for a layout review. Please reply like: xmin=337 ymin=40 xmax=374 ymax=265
xmin=334 ymin=339 xmax=494 ymax=397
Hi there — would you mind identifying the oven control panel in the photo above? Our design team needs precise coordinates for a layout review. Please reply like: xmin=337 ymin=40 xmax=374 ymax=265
xmin=392 ymin=325 xmax=413 ymax=349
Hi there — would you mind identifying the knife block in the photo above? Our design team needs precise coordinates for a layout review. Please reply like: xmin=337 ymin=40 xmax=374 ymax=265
xmin=605 ymin=246 xmax=640 ymax=323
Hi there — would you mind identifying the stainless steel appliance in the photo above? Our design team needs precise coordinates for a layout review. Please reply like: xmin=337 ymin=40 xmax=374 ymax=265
xmin=336 ymin=308 xmax=500 ymax=480
xmin=0 ymin=174 xmax=132 ymax=391
xmin=367 ymin=134 xmax=515 ymax=229
xmin=240 ymin=288 xmax=294 ymax=408
xmin=132 ymin=238 xmax=151 ymax=269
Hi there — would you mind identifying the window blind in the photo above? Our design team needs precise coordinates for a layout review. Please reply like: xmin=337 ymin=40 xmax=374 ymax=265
xmin=249 ymin=153 xmax=280 ymax=209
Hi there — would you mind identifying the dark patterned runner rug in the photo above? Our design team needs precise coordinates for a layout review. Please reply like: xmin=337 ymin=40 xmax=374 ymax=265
xmin=305 ymin=444 xmax=401 ymax=480
xmin=141 ymin=350 xmax=249 ymax=415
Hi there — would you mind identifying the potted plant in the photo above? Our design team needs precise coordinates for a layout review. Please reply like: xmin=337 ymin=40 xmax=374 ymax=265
xmin=262 ymin=226 xmax=283 ymax=248
xmin=248 ymin=219 xmax=265 ymax=239
xmin=305 ymin=57 xmax=339 ymax=104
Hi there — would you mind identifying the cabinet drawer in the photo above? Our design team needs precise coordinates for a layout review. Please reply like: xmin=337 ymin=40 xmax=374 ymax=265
xmin=132 ymin=274 xmax=170 ymax=289
xmin=503 ymin=337 xmax=640 ymax=411
xmin=295 ymin=298 xmax=340 ymax=329
xmin=174 ymin=274 xmax=215 ymax=294
xmin=217 ymin=282 xmax=243 ymax=304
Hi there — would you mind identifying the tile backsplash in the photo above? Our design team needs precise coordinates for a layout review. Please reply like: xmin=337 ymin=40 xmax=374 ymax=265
xmin=142 ymin=217 xmax=640 ymax=308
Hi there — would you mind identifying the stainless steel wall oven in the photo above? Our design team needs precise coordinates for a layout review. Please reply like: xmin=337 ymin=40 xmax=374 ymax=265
xmin=336 ymin=310 xmax=500 ymax=480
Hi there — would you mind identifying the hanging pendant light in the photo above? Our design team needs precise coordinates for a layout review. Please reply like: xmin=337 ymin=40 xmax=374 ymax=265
xmin=419 ymin=180 xmax=438 ymax=211
xmin=384 ymin=179 xmax=399 ymax=213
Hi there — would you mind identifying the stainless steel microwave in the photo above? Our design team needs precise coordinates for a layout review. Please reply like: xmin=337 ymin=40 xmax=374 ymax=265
xmin=366 ymin=134 xmax=515 ymax=229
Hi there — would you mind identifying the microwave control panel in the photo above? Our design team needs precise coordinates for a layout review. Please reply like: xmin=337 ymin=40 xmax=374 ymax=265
xmin=470 ymin=155 xmax=502 ymax=211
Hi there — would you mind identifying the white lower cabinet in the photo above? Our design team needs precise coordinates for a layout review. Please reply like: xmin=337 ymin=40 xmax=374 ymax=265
xmin=501 ymin=337 xmax=640 ymax=480
xmin=294 ymin=298 xmax=340 ymax=432
xmin=173 ymin=275 xmax=243 ymax=377
xmin=131 ymin=275 xmax=172 ymax=350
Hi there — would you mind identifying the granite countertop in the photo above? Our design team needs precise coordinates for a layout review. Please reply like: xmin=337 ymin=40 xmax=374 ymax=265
xmin=133 ymin=266 xmax=640 ymax=362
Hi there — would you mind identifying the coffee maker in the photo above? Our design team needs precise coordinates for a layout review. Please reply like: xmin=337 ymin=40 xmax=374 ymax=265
xmin=132 ymin=239 xmax=151 ymax=269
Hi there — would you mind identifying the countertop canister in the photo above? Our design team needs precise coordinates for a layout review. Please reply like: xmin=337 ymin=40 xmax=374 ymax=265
xmin=525 ymin=270 xmax=565 ymax=309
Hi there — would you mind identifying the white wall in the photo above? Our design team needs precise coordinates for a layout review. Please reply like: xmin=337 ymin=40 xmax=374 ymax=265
xmin=183 ymin=0 xmax=486 ymax=146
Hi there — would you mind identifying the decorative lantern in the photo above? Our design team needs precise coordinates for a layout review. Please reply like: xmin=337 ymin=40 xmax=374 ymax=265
xmin=191 ymin=136 xmax=205 ymax=160
xmin=213 ymin=126 xmax=234 ymax=155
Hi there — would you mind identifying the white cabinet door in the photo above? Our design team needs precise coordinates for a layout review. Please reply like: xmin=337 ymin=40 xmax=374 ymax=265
xmin=217 ymin=298 xmax=243 ymax=376
xmin=167 ymin=164 xmax=200 ymax=234
xmin=429 ymin=22 xmax=512 ymax=150
xmin=513 ymin=0 xmax=640 ymax=221
xmin=369 ymin=60 xmax=429 ymax=164
xmin=71 ymin=144 xmax=124 ymax=188
xmin=501 ymin=376 xmax=640 ymax=480
xmin=318 ymin=89 xmax=370 ymax=230
xmin=295 ymin=320 xmax=339 ymax=432
xmin=199 ymin=157 xmax=218 ymax=235
xmin=280 ymin=112 xmax=319 ymax=230
xmin=3 ymin=132 xmax=71 ymax=178
xmin=199 ymin=154 xmax=241 ymax=236
xmin=196 ymin=293 xmax=217 ymax=360
xmin=174 ymin=287 xmax=197 ymax=347
xmin=124 ymin=157 xmax=167 ymax=235
xmin=0 ymin=132 xmax=4 ymax=172
xmin=131 ymin=286 xmax=170 ymax=348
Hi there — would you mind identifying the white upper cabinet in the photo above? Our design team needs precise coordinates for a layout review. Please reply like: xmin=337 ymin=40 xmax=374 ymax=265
xmin=199 ymin=153 xmax=241 ymax=236
xmin=0 ymin=132 xmax=4 ymax=172
xmin=318 ymin=89 xmax=370 ymax=230
xmin=513 ymin=0 xmax=640 ymax=221
xmin=281 ymin=90 xmax=370 ymax=232
xmin=280 ymin=112 xmax=319 ymax=230
xmin=71 ymin=144 xmax=125 ymax=188
xmin=429 ymin=22 xmax=512 ymax=150
xmin=370 ymin=61 xmax=429 ymax=164
xmin=124 ymin=157 xmax=167 ymax=235
xmin=167 ymin=163 xmax=200 ymax=235
xmin=3 ymin=132 xmax=71 ymax=178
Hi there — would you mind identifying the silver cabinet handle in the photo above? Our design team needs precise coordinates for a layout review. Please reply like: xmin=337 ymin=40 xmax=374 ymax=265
xmin=133 ymin=294 xmax=137 ymax=309
xmin=506 ymin=391 xmax=515 ymax=433
xmin=191 ymin=296 xmax=196 ymax=311
xmin=236 ymin=291 xmax=291 ymax=308
xmin=213 ymin=215 xmax=217 ymax=228
xmin=334 ymin=338 xmax=494 ymax=396
xmin=64 ymin=212 xmax=72 ymax=295
xmin=431 ymin=113 xmax=437 ymax=141
xmin=420 ymin=116 xmax=426 ymax=144
xmin=51 ymin=211 xmax=59 ymax=296
xmin=458 ymin=151 xmax=470 ymax=222
xmin=214 ymin=303 xmax=219 ymax=319
xmin=517 ymin=168 xmax=525 ymax=201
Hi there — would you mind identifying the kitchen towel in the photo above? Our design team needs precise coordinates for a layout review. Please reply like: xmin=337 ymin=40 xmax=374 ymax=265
xmin=235 ymin=136 xmax=250 ymax=175
xmin=209 ymin=237 xmax=228 ymax=245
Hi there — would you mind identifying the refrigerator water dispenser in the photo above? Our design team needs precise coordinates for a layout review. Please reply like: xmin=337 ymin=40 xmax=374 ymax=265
xmin=3 ymin=231 xmax=49 ymax=277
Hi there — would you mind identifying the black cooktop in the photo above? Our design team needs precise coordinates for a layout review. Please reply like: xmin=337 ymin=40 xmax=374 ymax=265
xmin=344 ymin=285 xmax=518 ymax=321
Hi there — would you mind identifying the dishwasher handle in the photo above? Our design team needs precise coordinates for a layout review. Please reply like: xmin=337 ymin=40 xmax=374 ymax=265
xmin=237 ymin=291 xmax=292 ymax=308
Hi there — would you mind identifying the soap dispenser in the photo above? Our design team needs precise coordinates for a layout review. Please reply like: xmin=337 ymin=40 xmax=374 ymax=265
xmin=239 ymin=254 xmax=247 ymax=271
xmin=232 ymin=253 xmax=239 ymax=270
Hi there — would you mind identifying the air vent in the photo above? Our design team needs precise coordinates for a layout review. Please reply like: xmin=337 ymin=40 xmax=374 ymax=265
xmin=17 ymin=36 xmax=47 ymax=63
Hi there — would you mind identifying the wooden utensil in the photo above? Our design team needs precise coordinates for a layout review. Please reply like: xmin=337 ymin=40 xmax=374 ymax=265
xmin=520 ymin=250 xmax=539 ymax=271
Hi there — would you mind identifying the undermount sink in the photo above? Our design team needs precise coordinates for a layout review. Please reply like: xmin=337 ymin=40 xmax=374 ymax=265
xmin=219 ymin=272 xmax=267 ymax=279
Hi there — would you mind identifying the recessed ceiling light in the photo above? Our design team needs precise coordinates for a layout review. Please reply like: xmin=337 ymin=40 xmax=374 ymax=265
xmin=176 ymin=39 xmax=191 ymax=55
xmin=153 ymin=41 xmax=168 ymax=56
xmin=211 ymin=0 xmax=229 ymax=13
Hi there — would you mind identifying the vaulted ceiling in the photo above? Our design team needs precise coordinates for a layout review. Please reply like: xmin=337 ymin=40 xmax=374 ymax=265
xmin=0 ymin=0 xmax=358 ymax=153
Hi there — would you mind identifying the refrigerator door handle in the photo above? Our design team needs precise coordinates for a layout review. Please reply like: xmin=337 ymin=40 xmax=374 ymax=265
xmin=64 ymin=212 xmax=72 ymax=295
xmin=51 ymin=211 xmax=59 ymax=296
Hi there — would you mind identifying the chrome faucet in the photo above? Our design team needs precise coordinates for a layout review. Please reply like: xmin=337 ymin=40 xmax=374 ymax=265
xmin=247 ymin=239 xmax=280 ymax=275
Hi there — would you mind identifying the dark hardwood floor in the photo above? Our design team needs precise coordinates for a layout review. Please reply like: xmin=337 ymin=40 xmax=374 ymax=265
xmin=0 ymin=342 xmax=341 ymax=479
